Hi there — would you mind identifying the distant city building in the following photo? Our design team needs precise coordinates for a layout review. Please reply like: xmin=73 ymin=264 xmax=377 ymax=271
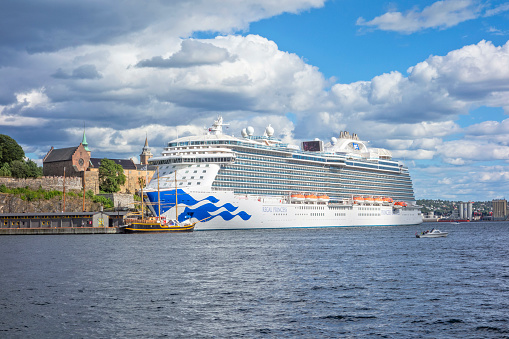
xmin=492 ymin=199 xmax=508 ymax=221
xmin=458 ymin=202 xmax=473 ymax=220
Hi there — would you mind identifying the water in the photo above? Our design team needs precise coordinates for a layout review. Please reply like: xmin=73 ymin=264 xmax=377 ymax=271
xmin=1 ymin=222 xmax=508 ymax=338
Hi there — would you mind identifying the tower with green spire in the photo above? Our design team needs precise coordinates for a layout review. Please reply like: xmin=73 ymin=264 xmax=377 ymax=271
xmin=82 ymin=126 xmax=90 ymax=153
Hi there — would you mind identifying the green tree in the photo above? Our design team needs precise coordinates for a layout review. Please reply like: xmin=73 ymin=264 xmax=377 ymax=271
xmin=0 ymin=162 xmax=11 ymax=177
xmin=26 ymin=159 xmax=42 ymax=177
xmin=10 ymin=160 xmax=29 ymax=178
xmin=9 ymin=159 xmax=42 ymax=178
xmin=0 ymin=134 xmax=25 ymax=165
xmin=99 ymin=158 xmax=126 ymax=193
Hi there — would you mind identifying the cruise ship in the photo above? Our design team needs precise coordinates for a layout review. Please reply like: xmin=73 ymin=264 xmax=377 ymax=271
xmin=144 ymin=116 xmax=422 ymax=230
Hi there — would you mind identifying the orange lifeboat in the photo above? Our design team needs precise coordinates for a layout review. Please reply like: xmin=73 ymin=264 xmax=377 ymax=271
xmin=393 ymin=201 xmax=408 ymax=208
xmin=290 ymin=193 xmax=305 ymax=202
xmin=317 ymin=194 xmax=330 ymax=203
xmin=383 ymin=197 xmax=393 ymax=204
xmin=374 ymin=197 xmax=383 ymax=204
xmin=364 ymin=196 xmax=374 ymax=204
xmin=305 ymin=193 xmax=318 ymax=203
xmin=353 ymin=196 xmax=363 ymax=204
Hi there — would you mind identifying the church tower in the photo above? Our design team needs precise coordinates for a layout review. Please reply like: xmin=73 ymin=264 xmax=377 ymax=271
xmin=82 ymin=127 xmax=91 ymax=155
xmin=139 ymin=135 xmax=153 ymax=165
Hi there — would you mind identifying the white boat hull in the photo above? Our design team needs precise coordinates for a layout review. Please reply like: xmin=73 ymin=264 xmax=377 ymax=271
xmin=146 ymin=189 xmax=423 ymax=230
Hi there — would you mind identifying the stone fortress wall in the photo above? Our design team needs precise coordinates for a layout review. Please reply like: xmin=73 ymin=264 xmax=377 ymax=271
xmin=0 ymin=176 xmax=83 ymax=191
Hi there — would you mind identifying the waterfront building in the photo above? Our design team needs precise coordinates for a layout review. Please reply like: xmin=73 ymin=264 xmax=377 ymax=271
xmin=492 ymin=199 xmax=508 ymax=221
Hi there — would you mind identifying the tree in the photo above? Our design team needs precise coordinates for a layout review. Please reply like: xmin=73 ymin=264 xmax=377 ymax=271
xmin=26 ymin=159 xmax=42 ymax=177
xmin=99 ymin=158 xmax=126 ymax=193
xmin=0 ymin=134 xmax=25 ymax=165
xmin=0 ymin=162 xmax=11 ymax=177
xmin=10 ymin=160 xmax=29 ymax=178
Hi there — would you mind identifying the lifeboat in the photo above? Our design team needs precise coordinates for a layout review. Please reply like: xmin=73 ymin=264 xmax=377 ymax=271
xmin=305 ymin=193 xmax=318 ymax=203
xmin=374 ymin=197 xmax=383 ymax=204
xmin=317 ymin=194 xmax=330 ymax=203
xmin=290 ymin=193 xmax=305 ymax=202
xmin=353 ymin=196 xmax=363 ymax=204
xmin=393 ymin=201 xmax=408 ymax=208
xmin=383 ymin=197 xmax=393 ymax=204
xmin=364 ymin=196 xmax=374 ymax=204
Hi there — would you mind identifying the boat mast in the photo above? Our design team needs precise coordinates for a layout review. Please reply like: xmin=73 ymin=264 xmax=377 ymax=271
xmin=139 ymin=177 xmax=144 ymax=222
xmin=175 ymin=170 xmax=178 ymax=221
xmin=157 ymin=167 xmax=161 ymax=222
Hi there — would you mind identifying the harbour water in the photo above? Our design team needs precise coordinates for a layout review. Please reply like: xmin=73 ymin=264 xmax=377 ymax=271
xmin=1 ymin=221 xmax=508 ymax=338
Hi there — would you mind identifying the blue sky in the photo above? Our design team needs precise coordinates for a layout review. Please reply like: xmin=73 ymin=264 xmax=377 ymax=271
xmin=1 ymin=0 xmax=509 ymax=201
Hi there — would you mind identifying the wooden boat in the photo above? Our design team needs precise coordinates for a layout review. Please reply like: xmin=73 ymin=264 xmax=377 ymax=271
xmin=122 ymin=218 xmax=195 ymax=233
xmin=121 ymin=168 xmax=198 ymax=233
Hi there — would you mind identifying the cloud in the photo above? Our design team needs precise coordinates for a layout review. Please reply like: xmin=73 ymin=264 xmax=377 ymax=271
xmin=52 ymin=64 xmax=102 ymax=79
xmin=328 ymin=40 xmax=509 ymax=129
xmin=413 ymin=164 xmax=509 ymax=200
xmin=2 ymin=0 xmax=509 ymax=203
xmin=357 ymin=1 xmax=509 ymax=34
xmin=484 ymin=3 xmax=509 ymax=17
xmin=136 ymin=40 xmax=236 ymax=68
xmin=437 ymin=139 xmax=509 ymax=164
xmin=356 ymin=0 xmax=479 ymax=33
xmin=0 ymin=0 xmax=326 ymax=54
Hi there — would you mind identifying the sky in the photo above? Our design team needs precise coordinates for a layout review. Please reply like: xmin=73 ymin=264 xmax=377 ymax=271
xmin=1 ymin=0 xmax=509 ymax=201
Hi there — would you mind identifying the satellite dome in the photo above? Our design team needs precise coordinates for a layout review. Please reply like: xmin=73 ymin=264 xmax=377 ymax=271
xmin=331 ymin=137 xmax=337 ymax=145
xmin=247 ymin=126 xmax=254 ymax=136
xmin=314 ymin=138 xmax=320 ymax=141
xmin=265 ymin=125 xmax=274 ymax=137
xmin=241 ymin=128 xmax=248 ymax=137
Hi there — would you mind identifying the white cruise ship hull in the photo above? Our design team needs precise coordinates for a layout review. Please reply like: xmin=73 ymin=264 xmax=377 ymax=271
xmin=146 ymin=189 xmax=422 ymax=231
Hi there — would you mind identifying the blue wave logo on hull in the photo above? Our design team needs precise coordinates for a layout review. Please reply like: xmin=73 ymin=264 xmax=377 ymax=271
xmin=145 ymin=189 xmax=251 ymax=222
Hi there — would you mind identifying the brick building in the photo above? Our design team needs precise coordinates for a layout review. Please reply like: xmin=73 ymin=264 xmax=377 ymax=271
xmin=42 ymin=130 xmax=155 ymax=194
xmin=43 ymin=144 xmax=90 ymax=177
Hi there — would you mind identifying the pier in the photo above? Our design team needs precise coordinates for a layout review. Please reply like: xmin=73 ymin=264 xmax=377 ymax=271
xmin=0 ymin=211 xmax=127 ymax=235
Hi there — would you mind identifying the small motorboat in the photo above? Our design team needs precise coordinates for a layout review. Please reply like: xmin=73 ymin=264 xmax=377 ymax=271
xmin=416 ymin=228 xmax=448 ymax=238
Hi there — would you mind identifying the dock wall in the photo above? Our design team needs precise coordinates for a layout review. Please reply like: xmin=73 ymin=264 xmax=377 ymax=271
xmin=0 ymin=227 xmax=120 ymax=235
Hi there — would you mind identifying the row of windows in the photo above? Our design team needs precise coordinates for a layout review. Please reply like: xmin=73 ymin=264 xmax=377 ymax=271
xmin=214 ymin=174 xmax=415 ymax=195
xmin=216 ymin=173 xmax=413 ymax=193
xmin=235 ymin=155 xmax=412 ymax=185
xmin=221 ymin=164 xmax=412 ymax=185
xmin=225 ymin=162 xmax=412 ymax=189
xmin=150 ymin=157 xmax=232 ymax=165
xmin=168 ymin=139 xmax=404 ymax=170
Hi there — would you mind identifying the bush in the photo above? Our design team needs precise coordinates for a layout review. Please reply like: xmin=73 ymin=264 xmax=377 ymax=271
xmin=0 ymin=163 xmax=11 ymax=177
xmin=91 ymin=195 xmax=114 ymax=209
xmin=10 ymin=160 xmax=29 ymax=178
xmin=86 ymin=190 xmax=95 ymax=199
